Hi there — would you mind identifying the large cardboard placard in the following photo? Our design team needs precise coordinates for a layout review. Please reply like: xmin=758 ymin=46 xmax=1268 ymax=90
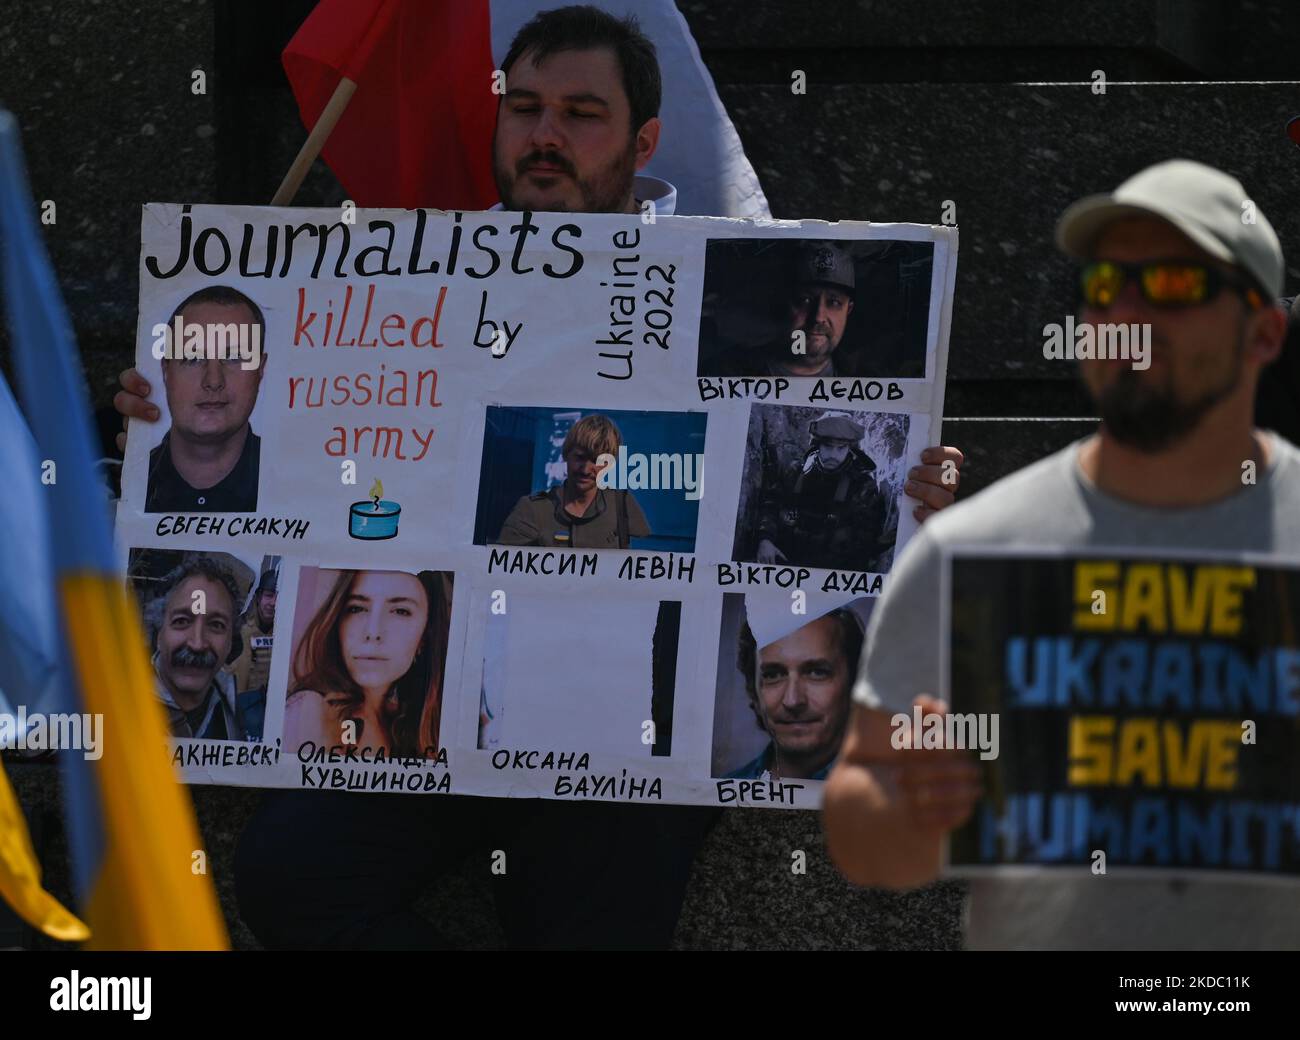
xmin=117 ymin=204 xmax=957 ymax=808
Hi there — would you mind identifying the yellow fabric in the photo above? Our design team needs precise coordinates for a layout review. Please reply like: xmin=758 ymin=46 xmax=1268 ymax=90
xmin=0 ymin=758 xmax=89 ymax=941
xmin=61 ymin=575 xmax=228 ymax=950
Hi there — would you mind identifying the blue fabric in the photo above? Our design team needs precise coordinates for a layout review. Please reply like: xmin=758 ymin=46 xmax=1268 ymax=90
xmin=0 ymin=112 xmax=115 ymax=574
xmin=0 ymin=110 xmax=110 ymax=899
xmin=0 ymin=370 xmax=60 ymax=719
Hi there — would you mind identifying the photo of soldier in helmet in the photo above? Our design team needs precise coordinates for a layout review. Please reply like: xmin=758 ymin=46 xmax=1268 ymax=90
xmin=737 ymin=407 xmax=908 ymax=573
xmin=708 ymin=242 xmax=857 ymax=379
xmin=696 ymin=237 xmax=933 ymax=379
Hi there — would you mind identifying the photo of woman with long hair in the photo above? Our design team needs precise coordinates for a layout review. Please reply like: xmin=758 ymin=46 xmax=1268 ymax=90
xmin=284 ymin=568 xmax=453 ymax=758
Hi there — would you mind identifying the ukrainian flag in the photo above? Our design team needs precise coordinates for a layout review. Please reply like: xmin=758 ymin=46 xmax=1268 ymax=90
xmin=0 ymin=110 xmax=227 ymax=948
xmin=0 ymin=361 xmax=88 ymax=941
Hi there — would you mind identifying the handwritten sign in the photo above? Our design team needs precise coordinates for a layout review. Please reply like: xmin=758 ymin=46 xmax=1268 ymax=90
xmin=117 ymin=204 xmax=957 ymax=808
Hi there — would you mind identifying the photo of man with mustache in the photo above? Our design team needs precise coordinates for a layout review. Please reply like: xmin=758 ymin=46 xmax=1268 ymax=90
xmin=145 ymin=557 xmax=247 ymax=741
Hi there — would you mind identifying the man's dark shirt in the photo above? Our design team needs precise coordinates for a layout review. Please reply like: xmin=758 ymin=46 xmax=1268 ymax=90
xmin=186 ymin=686 xmax=229 ymax=741
xmin=145 ymin=428 xmax=261 ymax=513
xmin=756 ymin=447 xmax=887 ymax=571
xmin=706 ymin=338 xmax=837 ymax=379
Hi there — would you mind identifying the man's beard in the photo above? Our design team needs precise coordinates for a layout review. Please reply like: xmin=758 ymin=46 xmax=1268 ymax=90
xmin=493 ymin=140 xmax=638 ymax=213
xmin=1092 ymin=334 xmax=1243 ymax=453
xmin=802 ymin=323 xmax=836 ymax=359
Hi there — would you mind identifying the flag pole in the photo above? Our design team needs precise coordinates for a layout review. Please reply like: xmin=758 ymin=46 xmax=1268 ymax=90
xmin=270 ymin=76 xmax=358 ymax=206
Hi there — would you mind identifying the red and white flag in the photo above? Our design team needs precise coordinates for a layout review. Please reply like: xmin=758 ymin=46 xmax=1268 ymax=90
xmin=282 ymin=0 xmax=769 ymax=217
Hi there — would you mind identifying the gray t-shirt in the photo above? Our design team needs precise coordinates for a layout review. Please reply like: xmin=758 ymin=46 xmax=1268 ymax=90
xmin=852 ymin=432 xmax=1300 ymax=950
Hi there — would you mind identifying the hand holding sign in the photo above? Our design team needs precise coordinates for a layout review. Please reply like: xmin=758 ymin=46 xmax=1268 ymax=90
xmin=826 ymin=694 xmax=982 ymax=889
xmin=891 ymin=695 xmax=984 ymax=831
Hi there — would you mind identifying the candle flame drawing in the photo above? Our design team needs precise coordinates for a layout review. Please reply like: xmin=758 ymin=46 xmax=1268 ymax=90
xmin=349 ymin=476 xmax=400 ymax=540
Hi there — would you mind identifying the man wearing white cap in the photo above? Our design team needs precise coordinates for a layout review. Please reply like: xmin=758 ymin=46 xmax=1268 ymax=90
xmin=824 ymin=159 xmax=1296 ymax=949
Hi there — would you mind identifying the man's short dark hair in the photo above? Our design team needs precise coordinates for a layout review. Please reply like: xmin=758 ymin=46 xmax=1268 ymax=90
xmin=501 ymin=5 xmax=662 ymax=136
xmin=166 ymin=285 xmax=266 ymax=348
xmin=736 ymin=608 xmax=866 ymax=711
xmin=142 ymin=555 xmax=244 ymax=665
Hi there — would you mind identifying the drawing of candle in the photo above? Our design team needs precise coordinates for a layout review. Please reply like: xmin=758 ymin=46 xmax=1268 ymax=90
xmin=349 ymin=477 xmax=402 ymax=540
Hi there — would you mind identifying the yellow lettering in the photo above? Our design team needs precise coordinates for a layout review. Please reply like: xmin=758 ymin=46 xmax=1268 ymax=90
xmin=1119 ymin=565 xmax=1166 ymax=633
xmin=1160 ymin=720 xmax=1201 ymax=787
xmin=1207 ymin=566 xmax=1256 ymax=637
xmin=1165 ymin=565 xmax=1213 ymax=635
xmin=1072 ymin=717 xmax=1242 ymax=790
xmin=1073 ymin=562 xmax=1119 ymax=630
xmin=1114 ymin=718 xmax=1161 ymax=786
xmin=1074 ymin=564 xmax=1259 ymax=636
xmin=1067 ymin=716 xmax=1115 ymax=785
xmin=1201 ymin=720 xmax=1241 ymax=789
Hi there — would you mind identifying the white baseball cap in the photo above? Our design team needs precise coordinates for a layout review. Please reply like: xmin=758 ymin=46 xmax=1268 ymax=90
xmin=1055 ymin=159 xmax=1283 ymax=299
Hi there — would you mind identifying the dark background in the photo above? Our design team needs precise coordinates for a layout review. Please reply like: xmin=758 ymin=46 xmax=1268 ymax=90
xmin=4 ymin=0 xmax=1299 ymax=949
xmin=696 ymin=238 xmax=933 ymax=378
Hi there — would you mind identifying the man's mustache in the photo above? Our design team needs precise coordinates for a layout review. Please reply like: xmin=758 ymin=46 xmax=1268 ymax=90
xmin=516 ymin=150 xmax=576 ymax=177
xmin=770 ymin=712 xmax=822 ymax=725
xmin=172 ymin=645 xmax=219 ymax=670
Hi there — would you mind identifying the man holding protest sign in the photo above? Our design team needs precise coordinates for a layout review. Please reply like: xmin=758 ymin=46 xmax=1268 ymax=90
xmin=114 ymin=5 xmax=964 ymax=949
xmin=824 ymin=158 xmax=1298 ymax=949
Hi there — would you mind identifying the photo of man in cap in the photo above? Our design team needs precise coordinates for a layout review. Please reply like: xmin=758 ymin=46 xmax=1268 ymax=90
xmin=751 ymin=409 xmax=893 ymax=572
xmin=707 ymin=240 xmax=858 ymax=378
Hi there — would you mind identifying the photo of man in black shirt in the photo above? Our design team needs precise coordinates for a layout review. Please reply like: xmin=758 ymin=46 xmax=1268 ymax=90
xmin=144 ymin=285 xmax=266 ymax=513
